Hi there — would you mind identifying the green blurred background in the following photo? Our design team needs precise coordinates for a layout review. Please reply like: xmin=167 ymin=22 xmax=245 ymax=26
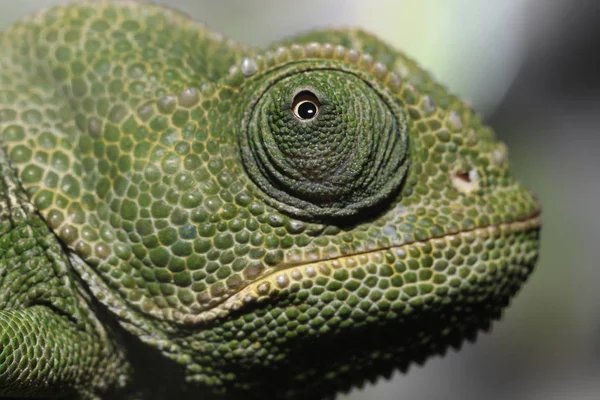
xmin=2 ymin=1 xmax=598 ymax=399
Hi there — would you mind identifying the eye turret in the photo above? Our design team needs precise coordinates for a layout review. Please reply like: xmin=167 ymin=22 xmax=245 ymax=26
xmin=241 ymin=64 xmax=409 ymax=220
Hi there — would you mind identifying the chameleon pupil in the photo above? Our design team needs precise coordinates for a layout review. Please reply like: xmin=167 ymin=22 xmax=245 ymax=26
xmin=297 ymin=101 xmax=316 ymax=119
xmin=292 ymin=90 xmax=320 ymax=120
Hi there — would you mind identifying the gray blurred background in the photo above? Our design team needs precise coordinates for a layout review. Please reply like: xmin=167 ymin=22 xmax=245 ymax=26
xmin=2 ymin=1 xmax=598 ymax=399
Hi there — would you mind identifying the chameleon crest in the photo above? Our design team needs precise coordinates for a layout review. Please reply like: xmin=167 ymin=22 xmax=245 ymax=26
xmin=0 ymin=1 xmax=540 ymax=399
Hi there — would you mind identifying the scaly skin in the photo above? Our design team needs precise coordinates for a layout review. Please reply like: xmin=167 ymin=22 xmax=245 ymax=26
xmin=0 ymin=1 xmax=541 ymax=399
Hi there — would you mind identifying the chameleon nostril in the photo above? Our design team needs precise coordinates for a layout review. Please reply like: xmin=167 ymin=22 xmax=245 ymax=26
xmin=455 ymin=170 xmax=471 ymax=183
xmin=452 ymin=169 xmax=479 ymax=194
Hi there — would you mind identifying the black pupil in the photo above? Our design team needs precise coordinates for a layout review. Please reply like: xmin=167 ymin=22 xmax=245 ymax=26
xmin=298 ymin=101 xmax=317 ymax=119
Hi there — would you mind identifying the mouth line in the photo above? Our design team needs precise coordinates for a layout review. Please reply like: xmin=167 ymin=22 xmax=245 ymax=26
xmin=275 ymin=208 xmax=542 ymax=271
xmin=197 ymin=209 xmax=541 ymax=324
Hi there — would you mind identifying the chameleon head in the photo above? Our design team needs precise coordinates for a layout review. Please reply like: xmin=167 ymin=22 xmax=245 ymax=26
xmin=158 ymin=45 xmax=541 ymax=395
xmin=0 ymin=4 xmax=541 ymax=398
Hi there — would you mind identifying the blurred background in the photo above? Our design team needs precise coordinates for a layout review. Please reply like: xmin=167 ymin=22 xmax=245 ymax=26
xmin=1 ymin=1 xmax=598 ymax=399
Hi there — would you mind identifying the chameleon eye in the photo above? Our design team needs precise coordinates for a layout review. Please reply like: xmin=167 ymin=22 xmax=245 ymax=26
xmin=292 ymin=90 xmax=320 ymax=120
xmin=241 ymin=66 xmax=409 ymax=220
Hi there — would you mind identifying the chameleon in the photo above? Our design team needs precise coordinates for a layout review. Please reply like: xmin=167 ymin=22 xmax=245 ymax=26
xmin=0 ymin=1 xmax=541 ymax=399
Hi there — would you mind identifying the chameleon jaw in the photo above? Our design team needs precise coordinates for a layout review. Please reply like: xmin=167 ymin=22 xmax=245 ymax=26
xmin=190 ymin=210 xmax=541 ymax=325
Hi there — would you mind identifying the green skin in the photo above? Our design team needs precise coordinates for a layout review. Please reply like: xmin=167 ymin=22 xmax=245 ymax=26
xmin=0 ymin=1 xmax=541 ymax=399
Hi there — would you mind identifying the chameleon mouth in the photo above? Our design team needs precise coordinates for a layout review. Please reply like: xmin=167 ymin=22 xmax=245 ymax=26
xmin=196 ymin=209 xmax=541 ymax=324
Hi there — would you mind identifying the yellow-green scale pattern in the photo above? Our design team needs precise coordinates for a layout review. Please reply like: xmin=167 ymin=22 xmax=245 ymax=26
xmin=0 ymin=2 xmax=541 ymax=399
